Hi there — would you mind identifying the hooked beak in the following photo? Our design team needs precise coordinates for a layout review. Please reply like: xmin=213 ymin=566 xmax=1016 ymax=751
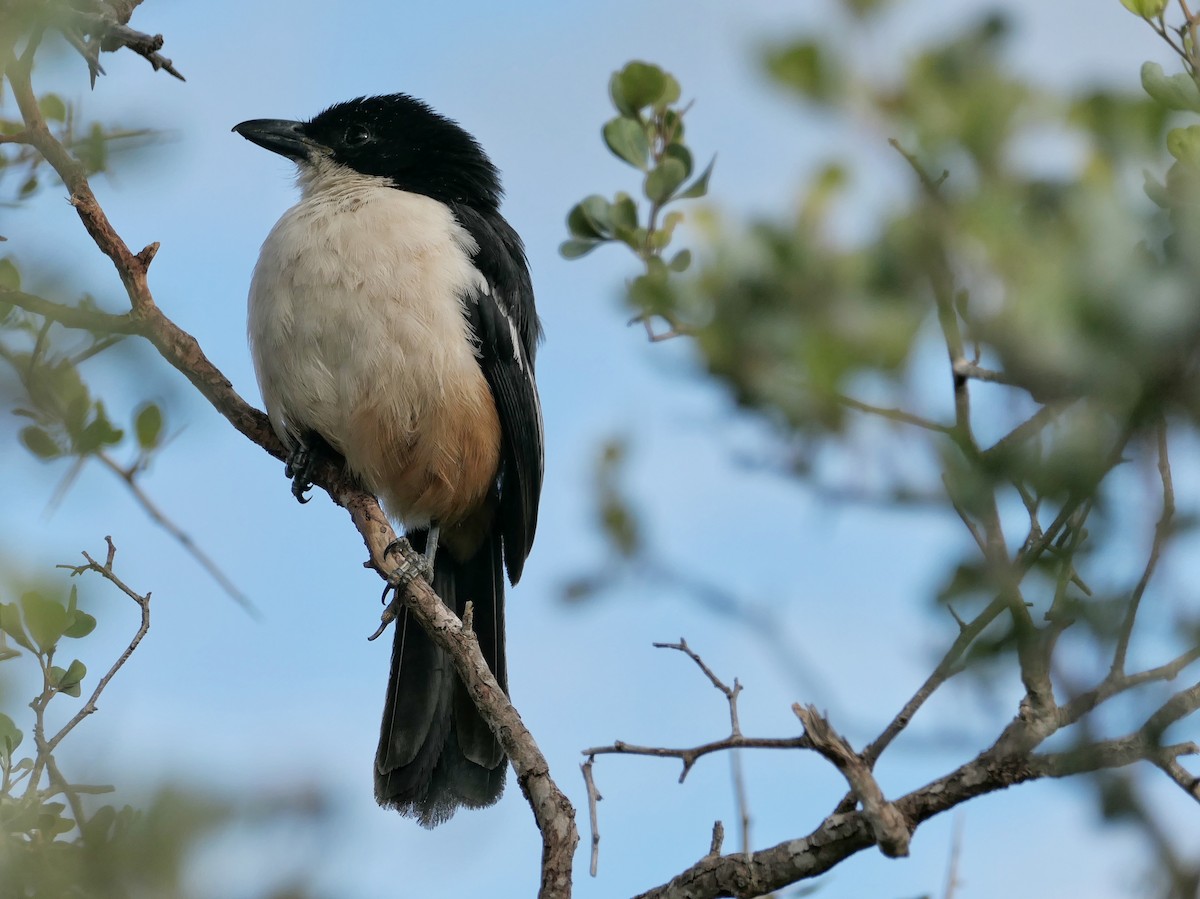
xmin=232 ymin=118 xmax=320 ymax=162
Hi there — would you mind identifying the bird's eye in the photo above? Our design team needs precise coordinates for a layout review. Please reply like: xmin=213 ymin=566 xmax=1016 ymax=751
xmin=344 ymin=125 xmax=372 ymax=147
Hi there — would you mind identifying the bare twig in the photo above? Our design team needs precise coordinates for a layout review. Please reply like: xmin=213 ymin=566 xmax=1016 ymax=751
xmin=1112 ymin=419 xmax=1174 ymax=676
xmin=23 ymin=538 xmax=151 ymax=795
xmin=888 ymin=137 xmax=949 ymax=194
xmin=942 ymin=473 xmax=987 ymax=554
xmin=581 ymin=757 xmax=602 ymax=877
xmin=654 ymin=639 xmax=735 ymax=700
xmin=95 ymin=452 xmax=258 ymax=616
xmin=581 ymin=733 xmax=812 ymax=781
xmin=951 ymin=359 xmax=1019 ymax=387
xmin=708 ymin=821 xmax=725 ymax=857
xmin=794 ymin=704 xmax=910 ymax=858
xmin=856 ymin=595 xmax=1007 ymax=771
xmin=65 ymin=4 xmax=186 ymax=82
xmin=982 ymin=402 xmax=1067 ymax=464
xmin=942 ymin=813 xmax=965 ymax=899
xmin=833 ymin=392 xmax=954 ymax=433
xmin=629 ymin=311 xmax=693 ymax=342
xmin=653 ymin=640 xmax=755 ymax=857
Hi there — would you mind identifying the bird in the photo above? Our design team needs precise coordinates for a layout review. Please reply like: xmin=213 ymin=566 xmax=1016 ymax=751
xmin=233 ymin=94 xmax=543 ymax=827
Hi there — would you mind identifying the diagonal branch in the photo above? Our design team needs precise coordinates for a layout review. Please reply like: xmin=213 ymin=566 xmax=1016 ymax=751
xmin=1112 ymin=418 xmax=1174 ymax=677
xmin=341 ymin=493 xmax=578 ymax=899
xmin=5 ymin=26 xmax=577 ymax=898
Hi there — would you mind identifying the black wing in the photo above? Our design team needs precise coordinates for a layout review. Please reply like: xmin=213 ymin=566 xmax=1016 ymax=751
xmin=454 ymin=204 xmax=543 ymax=585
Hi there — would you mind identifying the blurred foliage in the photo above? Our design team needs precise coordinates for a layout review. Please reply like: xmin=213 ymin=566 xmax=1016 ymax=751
xmin=1 ymin=4 xmax=290 ymax=896
xmin=563 ymin=4 xmax=1200 ymax=893
xmin=561 ymin=61 xmax=714 ymax=338
xmin=3 ymin=0 xmax=1200 ymax=894
xmin=0 ymin=562 xmax=331 ymax=899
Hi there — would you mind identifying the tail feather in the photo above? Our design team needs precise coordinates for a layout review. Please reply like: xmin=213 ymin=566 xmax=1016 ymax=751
xmin=373 ymin=527 xmax=507 ymax=827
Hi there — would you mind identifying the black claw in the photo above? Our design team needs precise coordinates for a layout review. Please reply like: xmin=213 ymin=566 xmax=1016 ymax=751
xmin=284 ymin=441 xmax=315 ymax=504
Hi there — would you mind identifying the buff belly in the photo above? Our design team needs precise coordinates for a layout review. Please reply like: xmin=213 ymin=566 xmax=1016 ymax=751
xmin=247 ymin=165 xmax=502 ymax=533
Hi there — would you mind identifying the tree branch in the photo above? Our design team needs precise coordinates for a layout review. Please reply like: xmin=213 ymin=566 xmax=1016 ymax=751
xmin=5 ymin=26 xmax=577 ymax=896
xmin=793 ymin=704 xmax=910 ymax=858
xmin=1112 ymin=418 xmax=1174 ymax=676
xmin=338 ymin=492 xmax=578 ymax=898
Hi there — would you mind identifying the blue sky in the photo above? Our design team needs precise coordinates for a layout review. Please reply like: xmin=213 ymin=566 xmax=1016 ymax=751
xmin=1 ymin=0 xmax=1196 ymax=896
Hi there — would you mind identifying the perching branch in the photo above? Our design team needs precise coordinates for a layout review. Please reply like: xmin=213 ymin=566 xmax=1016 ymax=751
xmin=4 ymin=20 xmax=577 ymax=898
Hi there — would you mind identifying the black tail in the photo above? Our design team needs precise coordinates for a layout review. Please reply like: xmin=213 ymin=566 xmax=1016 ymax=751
xmin=373 ymin=527 xmax=507 ymax=827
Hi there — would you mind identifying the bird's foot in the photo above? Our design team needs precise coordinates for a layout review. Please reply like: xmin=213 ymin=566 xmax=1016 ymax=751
xmin=383 ymin=538 xmax=435 ymax=587
xmin=283 ymin=440 xmax=315 ymax=503
xmin=367 ymin=539 xmax=435 ymax=641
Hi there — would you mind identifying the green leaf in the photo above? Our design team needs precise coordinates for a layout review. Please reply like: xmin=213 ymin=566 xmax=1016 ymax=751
xmin=38 ymin=93 xmax=66 ymax=122
xmin=1144 ymin=169 xmax=1169 ymax=208
xmin=78 ymin=410 xmax=124 ymax=453
xmin=0 ymin=603 xmax=34 ymax=651
xmin=20 ymin=592 xmax=69 ymax=653
xmin=0 ymin=257 xmax=20 ymax=290
xmin=1167 ymin=125 xmax=1200 ymax=170
xmin=668 ymin=249 xmax=693 ymax=272
xmin=657 ymin=72 xmax=682 ymax=111
xmin=56 ymin=659 xmax=86 ymax=696
xmin=659 ymin=211 xmax=684 ymax=244
xmin=663 ymin=142 xmax=694 ymax=179
xmin=662 ymin=109 xmax=686 ymax=142
xmin=37 ymin=801 xmax=73 ymax=837
xmin=677 ymin=155 xmax=716 ymax=199
xmin=1120 ymin=0 xmax=1168 ymax=17
xmin=0 ymin=713 xmax=23 ymax=759
xmin=1140 ymin=62 xmax=1200 ymax=113
xmin=645 ymin=157 xmax=689 ymax=204
xmin=765 ymin=41 xmax=840 ymax=101
xmin=578 ymin=195 xmax=615 ymax=236
xmin=77 ymin=122 xmax=109 ymax=174
xmin=610 ymin=193 xmax=639 ymax=231
xmin=615 ymin=226 xmax=648 ymax=253
xmin=64 ymin=609 xmax=97 ymax=639
xmin=611 ymin=61 xmax=669 ymax=116
xmin=559 ymin=239 xmax=603 ymax=259
xmin=628 ymin=269 xmax=674 ymax=316
xmin=20 ymin=425 xmax=61 ymax=460
xmin=603 ymin=117 xmax=650 ymax=169
xmin=134 ymin=402 xmax=163 ymax=450
xmin=567 ymin=200 xmax=607 ymax=240
xmin=18 ymin=176 xmax=37 ymax=198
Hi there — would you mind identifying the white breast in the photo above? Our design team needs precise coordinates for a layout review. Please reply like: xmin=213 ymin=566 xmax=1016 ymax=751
xmin=247 ymin=161 xmax=492 ymax=521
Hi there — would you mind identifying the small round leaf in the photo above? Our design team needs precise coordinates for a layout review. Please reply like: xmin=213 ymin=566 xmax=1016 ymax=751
xmin=134 ymin=403 xmax=164 ymax=450
xmin=645 ymin=158 xmax=689 ymax=204
xmin=603 ymin=117 xmax=650 ymax=170
xmin=560 ymin=239 xmax=603 ymax=259
xmin=20 ymin=425 xmax=61 ymax=460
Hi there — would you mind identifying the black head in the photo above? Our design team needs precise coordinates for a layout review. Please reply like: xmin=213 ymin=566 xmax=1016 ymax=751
xmin=233 ymin=94 xmax=502 ymax=211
